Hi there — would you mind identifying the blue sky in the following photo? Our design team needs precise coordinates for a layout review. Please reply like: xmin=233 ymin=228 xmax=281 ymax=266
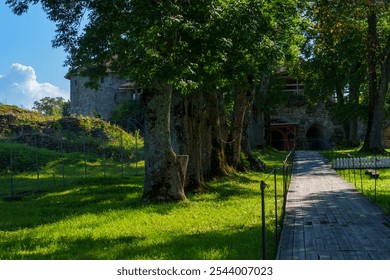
xmin=0 ymin=2 xmax=70 ymax=109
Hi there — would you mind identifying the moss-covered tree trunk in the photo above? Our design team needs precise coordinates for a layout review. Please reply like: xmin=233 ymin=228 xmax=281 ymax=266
xmin=241 ymin=88 xmax=265 ymax=171
xmin=202 ymin=92 xmax=231 ymax=178
xmin=361 ymin=12 xmax=390 ymax=153
xmin=141 ymin=85 xmax=187 ymax=202
xmin=226 ymin=73 xmax=258 ymax=171
xmin=225 ymin=89 xmax=248 ymax=171
xmin=348 ymin=80 xmax=361 ymax=147
xmin=172 ymin=91 xmax=207 ymax=193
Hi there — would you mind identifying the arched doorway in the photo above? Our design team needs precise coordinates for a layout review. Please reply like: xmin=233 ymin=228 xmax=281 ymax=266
xmin=306 ymin=124 xmax=325 ymax=150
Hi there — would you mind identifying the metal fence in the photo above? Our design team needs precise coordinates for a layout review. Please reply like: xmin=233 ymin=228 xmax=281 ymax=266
xmin=332 ymin=155 xmax=390 ymax=213
xmin=259 ymin=148 xmax=295 ymax=260
xmin=0 ymin=132 xmax=143 ymax=199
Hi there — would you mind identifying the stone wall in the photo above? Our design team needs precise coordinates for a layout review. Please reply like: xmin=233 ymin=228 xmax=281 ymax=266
xmin=68 ymin=73 xmax=370 ymax=150
xmin=269 ymin=102 xmax=344 ymax=150
xmin=69 ymin=74 xmax=138 ymax=120
xmin=249 ymin=108 xmax=267 ymax=148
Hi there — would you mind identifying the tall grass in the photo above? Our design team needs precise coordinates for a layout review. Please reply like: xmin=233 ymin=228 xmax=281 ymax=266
xmin=0 ymin=147 xmax=288 ymax=260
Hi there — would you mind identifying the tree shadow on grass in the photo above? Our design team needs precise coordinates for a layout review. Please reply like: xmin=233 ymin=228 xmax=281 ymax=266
xmin=198 ymin=176 xmax=261 ymax=202
xmin=0 ymin=234 xmax=145 ymax=260
xmin=0 ymin=226 xmax=276 ymax=260
xmin=0 ymin=174 xmax=280 ymax=260
xmin=127 ymin=226 xmax=275 ymax=260
xmin=0 ymin=173 xmax=264 ymax=232
xmin=0 ymin=177 xmax=145 ymax=231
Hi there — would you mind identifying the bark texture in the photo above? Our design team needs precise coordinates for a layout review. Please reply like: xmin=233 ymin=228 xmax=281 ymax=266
xmin=202 ymin=92 xmax=231 ymax=178
xmin=362 ymin=12 xmax=390 ymax=152
xmin=141 ymin=86 xmax=187 ymax=202
xmin=171 ymin=92 xmax=208 ymax=192
xmin=348 ymin=81 xmax=361 ymax=147
xmin=226 ymin=89 xmax=249 ymax=171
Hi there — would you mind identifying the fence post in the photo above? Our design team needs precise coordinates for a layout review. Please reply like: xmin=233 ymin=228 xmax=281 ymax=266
xmin=101 ymin=136 xmax=107 ymax=179
xmin=273 ymin=168 xmax=278 ymax=249
xmin=83 ymin=132 xmax=87 ymax=178
xmin=348 ymin=158 xmax=351 ymax=181
xmin=9 ymin=139 xmax=13 ymax=196
xmin=260 ymin=180 xmax=267 ymax=260
xmin=135 ymin=130 xmax=139 ymax=176
xmin=374 ymin=157 xmax=377 ymax=202
xmin=352 ymin=157 xmax=356 ymax=188
xmin=282 ymin=164 xmax=286 ymax=198
xmin=359 ymin=157 xmax=363 ymax=194
xmin=120 ymin=131 xmax=124 ymax=179
xmin=34 ymin=134 xmax=40 ymax=192
xmin=60 ymin=134 xmax=65 ymax=188
xmin=283 ymin=164 xmax=288 ymax=214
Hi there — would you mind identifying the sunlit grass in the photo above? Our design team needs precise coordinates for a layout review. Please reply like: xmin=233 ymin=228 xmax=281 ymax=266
xmin=253 ymin=146 xmax=288 ymax=168
xmin=322 ymin=147 xmax=390 ymax=214
xmin=0 ymin=147 xmax=289 ymax=260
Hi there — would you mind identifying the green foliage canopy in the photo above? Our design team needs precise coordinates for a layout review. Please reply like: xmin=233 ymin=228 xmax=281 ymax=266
xmin=6 ymin=0 xmax=304 ymax=94
xmin=32 ymin=97 xmax=70 ymax=117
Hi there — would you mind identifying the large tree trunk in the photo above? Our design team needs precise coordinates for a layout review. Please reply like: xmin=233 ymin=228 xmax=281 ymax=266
xmin=202 ymin=91 xmax=231 ymax=178
xmin=250 ymin=74 xmax=269 ymax=149
xmin=361 ymin=13 xmax=390 ymax=153
xmin=241 ymin=87 xmax=265 ymax=171
xmin=184 ymin=93 xmax=208 ymax=192
xmin=334 ymin=86 xmax=352 ymax=144
xmin=226 ymin=76 xmax=258 ymax=171
xmin=226 ymin=89 xmax=248 ymax=171
xmin=362 ymin=12 xmax=381 ymax=152
xmin=241 ymin=89 xmax=254 ymax=154
xmin=171 ymin=91 xmax=207 ymax=193
xmin=348 ymin=80 xmax=361 ymax=147
xmin=141 ymin=85 xmax=187 ymax=202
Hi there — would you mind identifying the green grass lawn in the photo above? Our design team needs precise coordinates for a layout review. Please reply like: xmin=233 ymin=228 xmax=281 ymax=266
xmin=0 ymin=147 xmax=288 ymax=260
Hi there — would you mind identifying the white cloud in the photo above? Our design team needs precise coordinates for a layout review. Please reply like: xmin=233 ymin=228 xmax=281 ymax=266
xmin=0 ymin=63 xmax=69 ymax=109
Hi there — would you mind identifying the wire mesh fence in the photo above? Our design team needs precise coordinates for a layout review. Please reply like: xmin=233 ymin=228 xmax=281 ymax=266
xmin=0 ymin=131 xmax=143 ymax=198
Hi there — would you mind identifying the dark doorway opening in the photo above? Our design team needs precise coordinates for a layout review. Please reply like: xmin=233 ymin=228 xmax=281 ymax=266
xmin=271 ymin=130 xmax=284 ymax=150
xmin=306 ymin=124 xmax=325 ymax=150
xmin=270 ymin=123 xmax=298 ymax=151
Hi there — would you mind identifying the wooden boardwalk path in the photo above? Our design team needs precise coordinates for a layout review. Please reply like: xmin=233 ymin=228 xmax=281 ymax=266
xmin=276 ymin=151 xmax=390 ymax=260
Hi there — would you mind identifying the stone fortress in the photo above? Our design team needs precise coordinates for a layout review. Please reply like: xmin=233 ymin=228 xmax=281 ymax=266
xmin=67 ymin=72 xmax=387 ymax=151
xmin=268 ymin=71 xmax=343 ymax=150
xmin=66 ymin=73 xmax=142 ymax=120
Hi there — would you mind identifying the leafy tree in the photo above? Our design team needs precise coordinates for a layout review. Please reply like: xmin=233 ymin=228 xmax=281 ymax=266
xmin=299 ymin=0 xmax=390 ymax=151
xmin=363 ymin=0 xmax=390 ymax=152
xmin=6 ymin=0 xmax=304 ymax=201
xmin=32 ymin=97 xmax=70 ymax=117
xmin=299 ymin=0 xmax=367 ymax=147
xmin=214 ymin=0 xmax=303 ymax=170
xmin=7 ymin=0 xmax=223 ymax=202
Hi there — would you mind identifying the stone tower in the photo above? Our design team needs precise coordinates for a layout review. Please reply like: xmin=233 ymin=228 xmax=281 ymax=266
xmin=66 ymin=73 xmax=141 ymax=120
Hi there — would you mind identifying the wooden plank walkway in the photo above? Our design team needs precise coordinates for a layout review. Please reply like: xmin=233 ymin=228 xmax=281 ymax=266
xmin=277 ymin=151 xmax=390 ymax=260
